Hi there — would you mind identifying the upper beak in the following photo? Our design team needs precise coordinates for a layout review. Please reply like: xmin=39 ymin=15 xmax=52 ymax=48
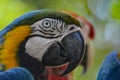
xmin=42 ymin=31 xmax=85 ymax=76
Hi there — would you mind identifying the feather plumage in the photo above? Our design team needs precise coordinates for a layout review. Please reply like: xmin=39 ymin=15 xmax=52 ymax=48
xmin=0 ymin=67 xmax=34 ymax=80
xmin=97 ymin=51 xmax=120 ymax=80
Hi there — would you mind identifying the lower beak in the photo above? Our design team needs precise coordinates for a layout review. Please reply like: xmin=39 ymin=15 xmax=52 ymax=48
xmin=42 ymin=31 xmax=85 ymax=76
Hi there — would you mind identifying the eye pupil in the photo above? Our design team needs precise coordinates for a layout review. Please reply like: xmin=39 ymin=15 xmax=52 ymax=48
xmin=45 ymin=22 xmax=48 ymax=25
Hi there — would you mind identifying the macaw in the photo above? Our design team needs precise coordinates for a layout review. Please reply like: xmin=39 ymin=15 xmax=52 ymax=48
xmin=97 ymin=51 xmax=120 ymax=80
xmin=46 ymin=11 xmax=95 ymax=80
xmin=0 ymin=67 xmax=34 ymax=80
xmin=0 ymin=9 xmax=85 ymax=80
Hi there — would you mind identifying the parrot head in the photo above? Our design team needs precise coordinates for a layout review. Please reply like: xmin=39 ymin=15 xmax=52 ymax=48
xmin=0 ymin=9 xmax=85 ymax=76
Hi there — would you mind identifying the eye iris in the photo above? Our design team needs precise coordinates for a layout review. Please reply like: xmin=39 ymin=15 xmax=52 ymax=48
xmin=42 ymin=20 xmax=51 ymax=28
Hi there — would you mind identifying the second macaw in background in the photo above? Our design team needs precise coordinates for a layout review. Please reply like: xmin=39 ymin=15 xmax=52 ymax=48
xmin=97 ymin=51 xmax=120 ymax=80
xmin=0 ymin=67 xmax=34 ymax=80
xmin=46 ymin=11 xmax=95 ymax=80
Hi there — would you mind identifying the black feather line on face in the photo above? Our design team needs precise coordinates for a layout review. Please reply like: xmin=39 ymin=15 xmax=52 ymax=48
xmin=38 ymin=25 xmax=54 ymax=33
xmin=30 ymin=33 xmax=60 ymax=39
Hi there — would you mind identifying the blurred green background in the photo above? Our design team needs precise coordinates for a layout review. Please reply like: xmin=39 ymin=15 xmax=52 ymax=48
xmin=0 ymin=0 xmax=120 ymax=80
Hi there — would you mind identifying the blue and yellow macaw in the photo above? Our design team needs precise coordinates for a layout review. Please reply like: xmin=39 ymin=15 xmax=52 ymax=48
xmin=97 ymin=51 xmax=120 ymax=80
xmin=0 ymin=9 xmax=85 ymax=80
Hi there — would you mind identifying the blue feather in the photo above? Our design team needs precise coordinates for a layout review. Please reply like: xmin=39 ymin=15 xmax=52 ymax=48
xmin=97 ymin=51 xmax=120 ymax=80
xmin=0 ymin=67 xmax=34 ymax=80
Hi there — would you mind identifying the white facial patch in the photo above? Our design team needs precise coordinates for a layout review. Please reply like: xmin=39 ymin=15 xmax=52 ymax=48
xmin=25 ymin=36 xmax=56 ymax=61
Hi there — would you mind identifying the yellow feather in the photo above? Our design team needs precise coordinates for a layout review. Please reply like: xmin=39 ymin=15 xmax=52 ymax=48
xmin=0 ymin=25 xmax=31 ymax=70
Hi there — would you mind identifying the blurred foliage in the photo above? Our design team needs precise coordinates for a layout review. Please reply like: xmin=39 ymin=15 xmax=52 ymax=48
xmin=110 ymin=0 xmax=120 ymax=19
xmin=21 ymin=0 xmax=91 ymax=15
xmin=0 ymin=0 xmax=93 ymax=30
xmin=0 ymin=0 xmax=31 ymax=30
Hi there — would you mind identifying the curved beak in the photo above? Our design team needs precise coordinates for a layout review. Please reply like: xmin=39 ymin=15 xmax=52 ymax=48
xmin=42 ymin=31 xmax=85 ymax=76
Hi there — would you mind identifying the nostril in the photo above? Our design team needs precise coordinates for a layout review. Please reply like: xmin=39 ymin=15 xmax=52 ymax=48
xmin=69 ymin=26 xmax=75 ymax=31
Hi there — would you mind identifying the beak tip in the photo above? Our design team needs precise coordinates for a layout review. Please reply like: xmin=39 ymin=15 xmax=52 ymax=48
xmin=80 ymin=62 xmax=88 ymax=74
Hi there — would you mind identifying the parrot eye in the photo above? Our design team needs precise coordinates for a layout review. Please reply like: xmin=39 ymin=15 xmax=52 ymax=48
xmin=42 ymin=20 xmax=51 ymax=28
